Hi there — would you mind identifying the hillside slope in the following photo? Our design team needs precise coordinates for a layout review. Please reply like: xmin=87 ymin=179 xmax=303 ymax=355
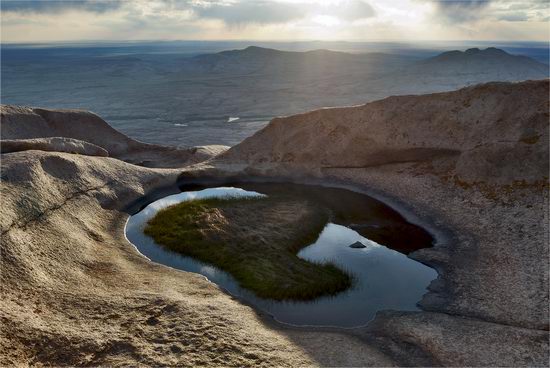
xmin=220 ymin=80 xmax=548 ymax=185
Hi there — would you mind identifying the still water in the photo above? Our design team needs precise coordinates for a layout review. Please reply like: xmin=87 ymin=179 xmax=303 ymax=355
xmin=125 ymin=185 xmax=437 ymax=327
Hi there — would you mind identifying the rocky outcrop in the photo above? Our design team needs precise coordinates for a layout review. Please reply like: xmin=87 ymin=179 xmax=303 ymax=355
xmin=215 ymin=80 xmax=548 ymax=185
xmin=1 ymin=137 xmax=108 ymax=157
xmin=2 ymin=150 xmax=390 ymax=367
xmin=1 ymin=80 xmax=548 ymax=366
xmin=185 ymin=80 xmax=549 ymax=365
xmin=0 ymin=105 xmax=227 ymax=168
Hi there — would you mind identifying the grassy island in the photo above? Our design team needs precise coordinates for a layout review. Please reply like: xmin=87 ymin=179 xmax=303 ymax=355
xmin=144 ymin=195 xmax=352 ymax=300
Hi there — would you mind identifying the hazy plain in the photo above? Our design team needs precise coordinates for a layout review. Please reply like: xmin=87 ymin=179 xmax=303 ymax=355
xmin=2 ymin=40 xmax=547 ymax=147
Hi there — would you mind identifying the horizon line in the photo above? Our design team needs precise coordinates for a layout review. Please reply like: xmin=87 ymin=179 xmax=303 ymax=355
xmin=1 ymin=39 xmax=548 ymax=46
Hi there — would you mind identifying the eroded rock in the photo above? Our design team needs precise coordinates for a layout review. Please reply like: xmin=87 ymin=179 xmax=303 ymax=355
xmin=1 ymin=137 xmax=108 ymax=157
xmin=0 ymin=105 xmax=228 ymax=168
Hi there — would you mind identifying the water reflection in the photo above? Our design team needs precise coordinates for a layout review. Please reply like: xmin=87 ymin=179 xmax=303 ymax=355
xmin=125 ymin=186 xmax=437 ymax=327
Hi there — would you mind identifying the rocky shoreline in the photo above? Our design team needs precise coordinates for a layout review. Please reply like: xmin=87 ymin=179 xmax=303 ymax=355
xmin=1 ymin=80 xmax=548 ymax=366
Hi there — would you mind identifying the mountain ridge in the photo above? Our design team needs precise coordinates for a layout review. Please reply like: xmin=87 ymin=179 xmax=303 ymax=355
xmin=185 ymin=45 xmax=548 ymax=83
xmin=193 ymin=45 xmax=547 ymax=66
xmin=422 ymin=46 xmax=547 ymax=67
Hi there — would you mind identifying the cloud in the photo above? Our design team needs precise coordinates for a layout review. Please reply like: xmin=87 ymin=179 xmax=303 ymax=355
xmin=193 ymin=1 xmax=308 ymax=25
xmin=1 ymin=0 xmax=546 ymax=42
xmin=429 ymin=0 xmax=550 ymax=24
xmin=191 ymin=0 xmax=375 ymax=25
xmin=497 ymin=12 xmax=529 ymax=22
xmin=0 ymin=0 xmax=123 ymax=14
xmin=323 ymin=0 xmax=376 ymax=21
xmin=494 ymin=0 xmax=549 ymax=22
xmin=427 ymin=0 xmax=491 ymax=23
xmin=0 ymin=0 xmax=376 ymax=26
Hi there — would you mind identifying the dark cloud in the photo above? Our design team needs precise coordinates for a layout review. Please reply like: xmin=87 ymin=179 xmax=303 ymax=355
xmin=428 ymin=0 xmax=548 ymax=23
xmin=0 ymin=0 xmax=122 ymax=14
xmin=428 ymin=0 xmax=491 ymax=23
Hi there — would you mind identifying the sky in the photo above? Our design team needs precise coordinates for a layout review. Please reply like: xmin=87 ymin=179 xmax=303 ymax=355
xmin=1 ymin=0 xmax=548 ymax=43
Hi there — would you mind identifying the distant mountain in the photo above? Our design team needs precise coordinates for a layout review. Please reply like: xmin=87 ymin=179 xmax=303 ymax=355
xmin=182 ymin=46 xmax=547 ymax=85
xmin=182 ymin=46 xmax=415 ymax=76
xmin=173 ymin=45 xmax=548 ymax=124
xmin=410 ymin=47 xmax=547 ymax=82
xmin=213 ymin=46 xmax=363 ymax=62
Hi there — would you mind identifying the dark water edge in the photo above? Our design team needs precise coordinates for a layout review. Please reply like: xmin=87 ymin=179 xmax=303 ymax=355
xmin=179 ymin=181 xmax=434 ymax=255
xmin=125 ymin=183 xmax=437 ymax=327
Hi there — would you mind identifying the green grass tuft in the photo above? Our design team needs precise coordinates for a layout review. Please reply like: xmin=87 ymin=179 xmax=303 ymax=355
xmin=144 ymin=195 xmax=353 ymax=301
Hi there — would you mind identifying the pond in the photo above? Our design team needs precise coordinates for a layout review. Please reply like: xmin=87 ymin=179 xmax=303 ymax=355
xmin=125 ymin=182 xmax=437 ymax=327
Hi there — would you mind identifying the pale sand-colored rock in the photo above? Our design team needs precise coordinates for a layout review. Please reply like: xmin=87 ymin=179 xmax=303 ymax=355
xmin=184 ymin=80 xmax=549 ymax=365
xmin=1 ymin=137 xmax=109 ymax=157
xmin=0 ymin=105 xmax=228 ymax=168
xmin=326 ymin=166 xmax=548 ymax=366
xmin=1 ymin=80 xmax=548 ymax=366
xmin=217 ymin=80 xmax=547 ymax=185
xmin=0 ymin=150 xmax=394 ymax=367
